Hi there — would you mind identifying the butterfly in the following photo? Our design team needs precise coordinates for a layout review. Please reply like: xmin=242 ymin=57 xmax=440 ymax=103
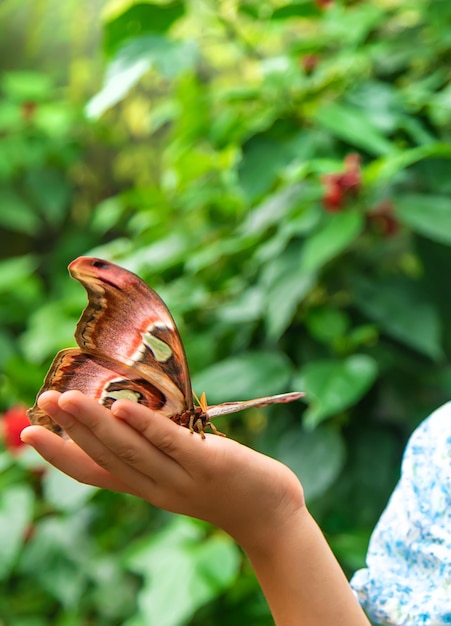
xmin=28 ymin=257 xmax=304 ymax=437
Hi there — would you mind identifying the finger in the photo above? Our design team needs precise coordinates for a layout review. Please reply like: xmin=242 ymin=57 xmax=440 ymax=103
xmin=111 ymin=399 xmax=220 ymax=468
xmin=111 ymin=399 xmax=200 ymax=455
xmin=20 ymin=425 xmax=132 ymax=493
xmin=39 ymin=391 xmax=162 ymax=495
xmin=55 ymin=391 xmax=189 ymax=488
xmin=36 ymin=389 xmax=63 ymax=415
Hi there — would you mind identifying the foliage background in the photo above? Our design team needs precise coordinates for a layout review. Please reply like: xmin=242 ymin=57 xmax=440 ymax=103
xmin=1 ymin=0 xmax=451 ymax=624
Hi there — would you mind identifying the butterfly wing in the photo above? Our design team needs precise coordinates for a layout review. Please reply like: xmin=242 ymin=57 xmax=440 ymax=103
xmin=28 ymin=256 xmax=305 ymax=438
xmin=68 ymin=257 xmax=193 ymax=412
xmin=28 ymin=256 xmax=194 ymax=433
xmin=205 ymin=392 xmax=305 ymax=418
xmin=27 ymin=348 xmax=184 ymax=434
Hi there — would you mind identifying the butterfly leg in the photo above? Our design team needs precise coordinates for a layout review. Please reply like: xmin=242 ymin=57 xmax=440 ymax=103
xmin=204 ymin=420 xmax=226 ymax=437
xmin=188 ymin=412 xmax=206 ymax=439
xmin=184 ymin=411 xmax=226 ymax=438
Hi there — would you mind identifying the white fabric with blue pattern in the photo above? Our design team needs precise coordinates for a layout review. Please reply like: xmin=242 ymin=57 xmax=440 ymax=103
xmin=351 ymin=402 xmax=451 ymax=625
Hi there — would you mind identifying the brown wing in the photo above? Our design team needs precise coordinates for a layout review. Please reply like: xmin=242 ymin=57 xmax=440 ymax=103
xmin=27 ymin=348 xmax=185 ymax=434
xmin=206 ymin=392 xmax=305 ymax=418
xmin=68 ymin=256 xmax=193 ymax=412
xmin=29 ymin=256 xmax=304 ymax=438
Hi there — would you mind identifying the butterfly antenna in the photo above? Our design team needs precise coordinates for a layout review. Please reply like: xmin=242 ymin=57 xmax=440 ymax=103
xmin=193 ymin=390 xmax=208 ymax=411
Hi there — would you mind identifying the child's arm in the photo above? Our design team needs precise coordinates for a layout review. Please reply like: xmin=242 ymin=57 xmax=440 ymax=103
xmin=21 ymin=390 xmax=370 ymax=626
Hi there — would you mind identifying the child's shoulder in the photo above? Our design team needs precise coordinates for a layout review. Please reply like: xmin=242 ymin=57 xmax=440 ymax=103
xmin=351 ymin=401 xmax=451 ymax=626
xmin=408 ymin=400 xmax=451 ymax=444
xmin=402 ymin=401 xmax=451 ymax=487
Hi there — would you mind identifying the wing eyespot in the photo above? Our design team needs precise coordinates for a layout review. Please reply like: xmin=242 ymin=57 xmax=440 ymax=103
xmin=91 ymin=260 xmax=111 ymax=269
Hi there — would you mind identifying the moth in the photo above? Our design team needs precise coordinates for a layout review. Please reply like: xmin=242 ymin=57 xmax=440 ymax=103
xmin=28 ymin=257 xmax=304 ymax=437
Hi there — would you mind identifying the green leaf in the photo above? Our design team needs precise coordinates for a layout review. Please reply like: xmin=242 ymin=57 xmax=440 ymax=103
xmin=329 ymin=531 xmax=371 ymax=573
xmin=0 ymin=485 xmax=34 ymax=580
xmin=261 ymin=244 xmax=316 ymax=340
xmin=25 ymin=169 xmax=71 ymax=224
xmin=0 ymin=190 xmax=42 ymax=235
xmin=430 ymin=84 xmax=451 ymax=127
xmin=1 ymin=71 xmax=54 ymax=102
xmin=315 ymin=103 xmax=396 ymax=156
xmin=0 ymin=451 xmax=14 ymax=474
xmin=19 ymin=302 xmax=77 ymax=362
xmin=124 ymin=232 xmax=192 ymax=274
xmin=91 ymin=196 xmax=127 ymax=234
xmin=1 ymin=619 xmax=49 ymax=626
xmin=272 ymin=2 xmax=321 ymax=19
xmin=0 ymin=255 xmax=38 ymax=292
xmin=19 ymin=513 xmax=93 ymax=608
xmin=125 ymin=518 xmax=240 ymax=626
xmin=239 ymin=184 xmax=306 ymax=236
xmin=352 ymin=276 xmax=443 ymax=360
xmin=42 ymin=467 xmax=97 ymax=512
xmin=87 ymin=35 xmax=198 ymax=118
xmin=89 ymin=556 xmax=138 ymax=621
xmin=192 ymin=351 xmax=295 ymax=404
xmin=103 ymin=1 xmax=185 ymax=56
xmin=365 ymin=144 xmax=451 ymax=185
xmin=305 ymin=307 xmax=350 ymax=344
xmin=238 ymin=134 xmax=303 ymax=203
xmin=217 ymin=286 xmax=264 ymax=324
xmin=347 ymin=81 xmax=403 ymax=135
xmin=296 ymin=355 xmax=378 ymax=428
xmin=0 ymin=100 xmax=22 ymax=132
xmin=34 ymin=103 xmax=77 ymax=138
xmin=300 ymin=209 xmax=363 ymax=273
xmin=276 ymin=426 xmax=346 ymax=501
xmin=395 ymin=193 xmax=451 ymax=245
xmin=265 ymin=270 xmax=315 ymax=340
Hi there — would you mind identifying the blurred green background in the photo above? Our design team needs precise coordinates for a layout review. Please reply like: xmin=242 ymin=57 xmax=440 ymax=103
xmin=1 ymin=0 xmax=451 ymax=624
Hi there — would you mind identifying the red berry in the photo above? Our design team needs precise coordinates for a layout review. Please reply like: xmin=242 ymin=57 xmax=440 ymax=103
xmin=368 ymin=200 xmax=399 ymax=237
xmin=21 ymin=100 xmax=37 ymax=122
xmin=320 ymin=153 xmax=362 ymax=212
xmin=1 ymin=406 xmax=30 ymax=453
xmin=322 ymin=181 xmax=343 ymax=212
xmin=301 ymin=54 xmax=319 ymax=74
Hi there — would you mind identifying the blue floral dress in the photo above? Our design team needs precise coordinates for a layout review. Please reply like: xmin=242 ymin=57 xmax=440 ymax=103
xmin=351 ymin=402 xmax=451 ymax=625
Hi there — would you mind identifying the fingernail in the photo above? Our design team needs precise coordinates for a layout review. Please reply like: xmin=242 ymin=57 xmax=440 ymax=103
xmin=20 ymin=428 xmax=34 ymax=445
xmin=58 ymin=399 xmax=77 ymax=416
xmin=111 ymin=402 xmax=127 ymax=419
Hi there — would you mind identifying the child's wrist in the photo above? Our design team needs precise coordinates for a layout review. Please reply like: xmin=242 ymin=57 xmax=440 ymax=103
xmin=233 ymin=483 xmax=307 ymax=555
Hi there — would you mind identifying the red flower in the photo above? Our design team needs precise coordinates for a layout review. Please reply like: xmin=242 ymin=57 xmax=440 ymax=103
xmin=321 ymin=153 xmax=362 ymax=212
xmin=340 ymin=153 xmax=361 ymax=193
xmin=322 ymin=178 xmax=344 ymax=212
xmin=301 ymin=54 xmax=319 ymax=74
xmin=315 ymin=0 xmax=333 ymax=8
xmin=21 ymin=100 xmax=37 ymax=122
xmin=1 ymin=406 xmax=30 ymax=453
xmin=368 ymin=200 xmax=399 ymax=237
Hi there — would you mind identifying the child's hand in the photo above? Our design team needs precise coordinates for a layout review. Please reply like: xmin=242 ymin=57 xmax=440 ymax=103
xmin=21 ymin=390 xmax=369 ymax=625
xmin=21 ymin=390 xmax=304 ymax=549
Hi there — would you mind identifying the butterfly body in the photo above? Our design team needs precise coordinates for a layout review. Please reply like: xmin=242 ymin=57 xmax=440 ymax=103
xmin=28 ymin=257 xmax=304 ymax=437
